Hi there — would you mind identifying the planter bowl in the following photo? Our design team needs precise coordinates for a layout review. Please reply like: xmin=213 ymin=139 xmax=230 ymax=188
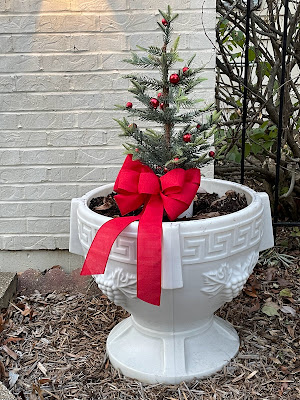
xmin=69 ymin=178 xmax=273 ymax=384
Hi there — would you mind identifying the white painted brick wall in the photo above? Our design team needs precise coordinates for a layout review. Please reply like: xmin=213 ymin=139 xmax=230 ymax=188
xmin=0 ymin=0 xmax=216 ymax=251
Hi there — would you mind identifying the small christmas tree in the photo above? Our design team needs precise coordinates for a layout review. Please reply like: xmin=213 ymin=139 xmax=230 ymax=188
xmin=115 ymin=6 xmax=219 ymax=175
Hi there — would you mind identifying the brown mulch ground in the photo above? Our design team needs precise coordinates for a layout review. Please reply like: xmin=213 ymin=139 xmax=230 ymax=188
xmin=0 ymin=237 xmax=299 ymax=399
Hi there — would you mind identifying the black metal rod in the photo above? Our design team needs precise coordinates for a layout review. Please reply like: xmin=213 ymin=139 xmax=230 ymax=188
xmin=240 ymin=0 xmax=252 ymax=185
xmin=273 ymin=0 xmax=289 ymax=228
xmin=273 ymin=222 xmax=300 ymax=227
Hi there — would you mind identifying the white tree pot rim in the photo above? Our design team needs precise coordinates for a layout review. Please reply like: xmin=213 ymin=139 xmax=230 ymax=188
xmin=78 ymin=177 xmax=262 ymax=227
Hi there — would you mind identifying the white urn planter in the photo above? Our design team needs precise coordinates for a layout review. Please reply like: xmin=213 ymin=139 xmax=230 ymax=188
xmin=69 ymin=178 xmax=273 ymax=384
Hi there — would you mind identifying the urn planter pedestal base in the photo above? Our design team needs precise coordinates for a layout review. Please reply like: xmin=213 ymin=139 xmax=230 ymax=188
xmin=69 ymin=178 xmax=274 ymax=384
xmin=107 ymin=315 xmax=239 ymax=384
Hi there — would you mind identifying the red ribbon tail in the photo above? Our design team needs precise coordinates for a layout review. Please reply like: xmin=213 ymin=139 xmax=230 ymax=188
xmin=137 ymin=195 xmax=164 ymax=306
xmin=80 ymin=216 xmax=139 ymax=276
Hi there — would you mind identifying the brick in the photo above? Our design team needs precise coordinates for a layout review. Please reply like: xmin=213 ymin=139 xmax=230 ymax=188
xmin=0 ymin=131 xmax=47 ymax=148
xmin=128 ymin=0 xmax=191 ymax=10
xmin=12 ymin=34 xmax=72 ymax=53
xmin=176 ymin=10 xmax=216 ymax=30
xmin=54 ymin=236 xmax=70 ymax=249
xmin=127 ymin=32 xmax=189 ymax=51
xmin=0 ymin=36 xmax=12 ymax=53
xmin=46 ymin=166 xmax=103 ymax=182
xmin=0 ymin=114 xmax=18 ymax=129
xmin=51 ymin=201 xmax=72 ymax=217
xmin=69 ymin=73 xmax=114 ymax=91
xmin=78 ymin=110 xmax=118 ymax=128
xmin=7 ymin=0 xmax=71 ymax=12
xmin=75 ymin=148 xmax=124 ymax=165
xmin=71 ymin=33 xmax=127 ymax=52
xmin=0 ymin=185 xmax=25 ymax=201
xmin=0 ymin=219 xmax=27 ymax=234
xmin=102 ymin=91 xmax=129 ymax=109
xmin=17 ymin=112 xmax=75 ymax=129
xmin=2 ymin=235 xmax=57 ymax=250
xmin=27 ymin=218 xmax=69 ymax=234
xmin=0 ymin=202 xmax=51 ymax=218
xmin=37 ymin=15 xmax=99 ymax=33
xmin=0 ymin=93 xmax=103 ymax=112
xmin=16 ymin=75 xmax=71 ymax=92
xmin=0 ymin=167 xmax=47 ymax=183
xmin=25 ymin=184 xmax=79 ymax=200
xmin=46 ymin=130 xmax=120 ymax=147
xmin=101 ymin=53 xmax=133 ymax=70
xmin=0 ymin=0 xmax=7 ymax=11
xmin=72 ymin=93 xmax=104 ymax=109
xmin=41 ymin=54 xmax=99 ymax=72
xmin=190 ymin=0 xmax=216 ymax=9
xmin=99 ymin=13 xmax=158 ymax=33
xmin=46 ymin=165 xmax=121 ymax=182
xmin=189 ymin=31 xmax=216 ymax=50
xmin=71 ymin=0 xmax=128 ymax=12
xmin=180 ymin=50 xmax=217 ymax=69
xmin=0 ymin=16 xmax=36 ymax=34
xmin=0 ymin=76 xmax=15 ymax=92
xmin=19 ymin=148 xmax=76 ymax=165
xmin=81 ymin=72 xmax=130 ymax=91
xmin=0 ymin=55 xmax=40 ymax=72
xmin=0 ymin=149 xmax=20 ymax=165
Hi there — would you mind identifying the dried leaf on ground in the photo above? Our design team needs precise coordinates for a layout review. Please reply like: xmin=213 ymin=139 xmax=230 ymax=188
xmin=279 ymin=288 xmax=293 ymax=297
xmin=280 ymin=305 xmax=296 ymax=316
xmin=261 ymin=300 xmax=280 ymax=317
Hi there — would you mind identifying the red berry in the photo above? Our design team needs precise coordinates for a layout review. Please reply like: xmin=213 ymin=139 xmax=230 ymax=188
xmin=196 ymin=123 xmax=201 ymax=129
xmin=157 ymin=92 xmax=163 ymax=98
xmin=174 ymin=157 xmax=179 ymax=162
xmin=150 ymin=98 xmax=159 ymax=109
xmin=209 ymin=151 xmax=215 ymax=158
xmin=183 ymin=67 xmax=189 ymax=74
xmin=126 ymin=102 xmax=133 ymax=108
xmin=159 ymin=102 xmax=165 ymax=110
xmin=162 ymin=18 xmax=168 ymax=26
xmin=135 ymin=148 xmax=139 ymax=152
xmin=128 ymin=123 xmax=137 ymax=129
xmin=183 ymin=133 xmax=191 ymax=143
xmin=169 ymin=73 xmax=180 ymax=84
xmin=164 ymin=167 xmax=168 ymax=173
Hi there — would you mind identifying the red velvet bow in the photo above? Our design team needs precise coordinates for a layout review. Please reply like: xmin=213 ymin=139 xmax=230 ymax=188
xmin=81 ymin=155 xmax=200 ymax=306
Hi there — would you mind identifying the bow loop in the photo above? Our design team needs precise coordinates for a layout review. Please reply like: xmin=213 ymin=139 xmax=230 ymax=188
xmin=160 ymin=168 xmax=185 ymax=194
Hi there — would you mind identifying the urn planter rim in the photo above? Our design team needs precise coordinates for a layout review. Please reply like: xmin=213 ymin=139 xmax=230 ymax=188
xmin=77 ymin=177 xmax=262 ymax=228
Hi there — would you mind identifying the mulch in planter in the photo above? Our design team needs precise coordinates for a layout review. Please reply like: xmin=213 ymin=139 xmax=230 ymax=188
xmin=89 ymin=190 xmax=248 ymax=220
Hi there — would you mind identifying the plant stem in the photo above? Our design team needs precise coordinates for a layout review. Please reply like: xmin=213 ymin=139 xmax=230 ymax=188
xmin=162 ymin=32 xmax=172 ymax=149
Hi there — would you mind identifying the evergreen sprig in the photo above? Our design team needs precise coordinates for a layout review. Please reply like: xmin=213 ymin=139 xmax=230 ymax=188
xmin=114 ymin=6 xmax=219 ymax=174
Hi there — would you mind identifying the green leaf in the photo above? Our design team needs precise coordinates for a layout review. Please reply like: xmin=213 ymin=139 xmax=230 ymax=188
xmin=251 ymin=143 xmax=262 ymax=155
xmin=262 ymin=302 xmax=280 ymax=317
xmin=279 ymin=288 xmax=292 ymax=298
xmin=227 ymin=145 xmax=241 ymax=163
xmin=244 ymin=143 xmax=251 ymax=157
xmin=187 ymin=54 xmax=196 ymax=67
xmin=262 ymin=141 xmax=274 ymax=150
xmin=171 ymin=36 xmax=180 ymax=52
xmin=248 ymin=48 xmax=256 ymax=62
